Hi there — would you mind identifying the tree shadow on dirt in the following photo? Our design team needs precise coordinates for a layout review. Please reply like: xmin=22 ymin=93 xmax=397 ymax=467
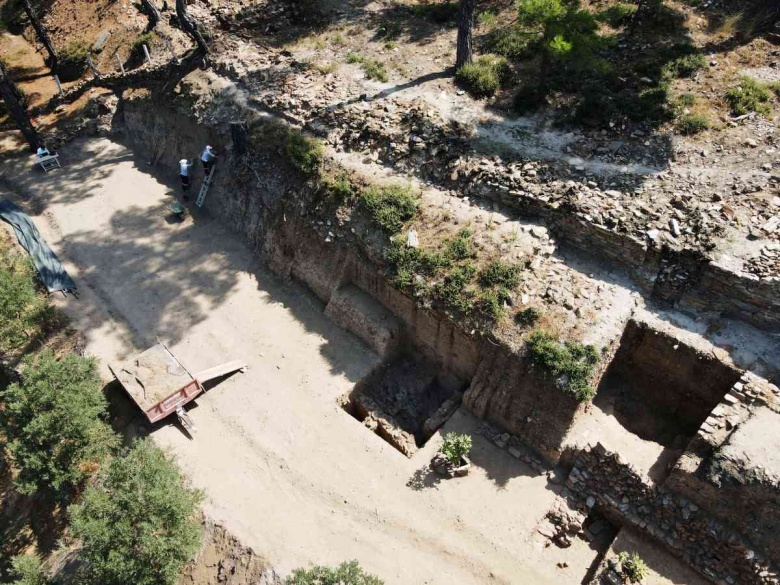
xmin=406 ymin=464 xmax=443 ymax=491
xmin=0 ymin=452 xmax=69 ymax=581
xmin=61 ymin=203 xmax=243 ymax=349
xmin=0 ymin=139 xmax=128 ymax=210
xmin=34 ymin=147 xmax=376 ymax=383
xmin=696 ymin=0 xmax=780 ymax=55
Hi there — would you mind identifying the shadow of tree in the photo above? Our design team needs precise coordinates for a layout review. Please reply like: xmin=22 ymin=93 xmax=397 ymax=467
xmin=697 ymin=0 xmax=780 ymax=54
xmin=0 ymin=452 xmax=68 ymax=581
xmin=406 ymin=464 xmax=443 ymax=491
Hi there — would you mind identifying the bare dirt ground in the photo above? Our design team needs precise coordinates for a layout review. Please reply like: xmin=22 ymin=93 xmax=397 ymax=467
xmin=0 ymin=137 xmax=610 ymax=584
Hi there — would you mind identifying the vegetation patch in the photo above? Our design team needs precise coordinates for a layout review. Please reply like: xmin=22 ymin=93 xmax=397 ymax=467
xmin=346 ymin=53 xmax=389 ymax=82
xmin=480 ymin=25 xmax=534 ymax=59
xmin=360 ymin=184 xmax=419 ymax=232
xmin=526 ymin=331 xmax=599 ymax=401
xmin=676 ymin=113 xmax=709 ymax=135
xmin=385 ymin=225 xmax=521 ymax=325
xmin=456 ymin=54 xmax=510 ymax=97
xmin=595 ymin=3 xmax=637 ymax=27
xmin=478 ymin=260 xmax=520 ymax=289
xmin=287 ymin=561 xmax=384 ymax=585
xmin=0 ymin=249 xmax=57 ymax=356
xmin=412 ymin=1 xmax=459 ymax=24
xmin=8 ymin=555 xmax=46 ymax=585
xmin=439 ymin=432 xmax=472 ymax=466
xmin=503 ymin=0 xmax=710 ymax=129
xmin=725 ymin=76 xmax=775 ymax=116
xmin=69 ymin=439 xmax=203 ymax=585
xmin=0 ymin=350 xmax=118 ymax=500
xmin=514 ymin=306 xmax=541 ymax=327
xmin=661 ymin=52 xmax=705 ymax=79
xmin=617 ymin=551 xmax=650 ymax=584
xmin=58 ymin=40 xmax=90 ymax=81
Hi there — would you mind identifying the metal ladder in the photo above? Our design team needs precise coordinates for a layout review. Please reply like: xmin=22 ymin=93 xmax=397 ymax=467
xmin=195 ymin=168 xmax=215 ymax=208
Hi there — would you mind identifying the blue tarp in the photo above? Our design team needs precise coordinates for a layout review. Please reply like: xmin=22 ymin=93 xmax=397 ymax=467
xmin=0 ymin=199 xmax=76 ymax=293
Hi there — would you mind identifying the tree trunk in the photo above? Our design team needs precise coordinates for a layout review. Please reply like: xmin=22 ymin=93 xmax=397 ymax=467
xmin=455 ymin=0 xmax=475 ymax=70
xmin=21 ymin=0 xmax=57 ymax=72
xmin=140 ymin=0 xmax=161 ymax=30
xmin=0 ymin=61 xmax=41 ymax=151
xmin=175 ymin=0 xmax=209 ymax=57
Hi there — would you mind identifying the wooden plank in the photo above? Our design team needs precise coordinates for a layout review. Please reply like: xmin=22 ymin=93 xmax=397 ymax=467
xmin=194 ymin=360 xmax=247 ymax=384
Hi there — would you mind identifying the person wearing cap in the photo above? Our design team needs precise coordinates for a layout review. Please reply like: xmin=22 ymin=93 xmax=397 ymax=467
xmin=200 ymin=145 xmax=217 ymax=176
xmin=179 ymin=158 xmax=193 ymax=199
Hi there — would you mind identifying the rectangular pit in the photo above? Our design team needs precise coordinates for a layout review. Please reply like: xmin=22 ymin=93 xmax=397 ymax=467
xmin=341 ymin=354 xmax=465 ymax=456
xmin=593 ymin=319 xmax=741 ymax=449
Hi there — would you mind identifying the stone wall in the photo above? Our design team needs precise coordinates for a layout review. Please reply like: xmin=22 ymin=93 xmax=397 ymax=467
xmin=679 ymin=261 xmax=780 ymax=331
xmin=666 ymin=373 xmax=780 ymax=564
xmin=565 ymin=443 xmax=778 ymax=584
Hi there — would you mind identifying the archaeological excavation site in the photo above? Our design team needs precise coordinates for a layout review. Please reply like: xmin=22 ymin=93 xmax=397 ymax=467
xmin=0 ymin=0 xmax=779 ymax=584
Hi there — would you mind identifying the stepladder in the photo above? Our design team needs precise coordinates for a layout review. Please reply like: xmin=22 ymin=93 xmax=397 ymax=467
xmin=196 ymin=168 xmax=215 ymax=208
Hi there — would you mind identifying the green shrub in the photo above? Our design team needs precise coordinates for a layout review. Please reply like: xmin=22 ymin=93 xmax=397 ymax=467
xmin=131 ymin=31 xmax=156 ymax=51
xmin=517 ymin=0 xmax=567 ymax=25
xmin=456 ymin=55 xmax=510 ymax=97
xmin=58 ymin=40 xmax=90 ymax=81
xmin=362 ymin=59 xmax=388 ymax=82
xmin=677 ymin=92 xmax=696 ymax=107
xmin=526 ymin=331 xmax=599 ymax=401
xmin=376 ymin=20 xmax=402 ymax=41
xmin=287 ymin=561 xmax=383 ymax=585
xmin=477 ymin=10 xmax=498 ymax=28
xmin=361 ymin=184 xmax=419 ymax=232
xmin=0 ymin=351 xmax=118 ymax=500
xmin=69 ymin=439 xmax=202 ymax=585
xmin=481 ymin=25 xmax=534 ymax=59
xmin=726 ymin=76 xmax=773 ymax=116
xmin=438 ymin=432 xmax=472 ymax=466
xmin=595 ymin=3 xmax=637 ymax=27
xmin=412 ymin=1 xmax=459 ymax=23
xmin=662 ymin=53 xmax=705 ymax=79
xmin=617 ymin=552 xmax=649 ymax=584
xmin=478 ymin=260 xmax=520 ymax=289
xmin=9 ymin=556 xmax=47 ymax=585
xmin=515 ymin=306 xmax=541 ymax=327
xmin=436 ymin=263 xmax=476 ymax=314
xmin=477 ymin=288 xmax=511 ymax=320
xmin=346 ymin=53 xmax=388 ymax=82
xmin=446 ymin=228 xmax=475 ymax=260
xmin=677 ymin=113 xmax=709 ymax=135
xmin=0 ymin=251 xmax=54 ymax=354
xmin=322 ymin=173 xmax=355 ymax=201
xmin=284 ymin=127 xmax=324 ymax=175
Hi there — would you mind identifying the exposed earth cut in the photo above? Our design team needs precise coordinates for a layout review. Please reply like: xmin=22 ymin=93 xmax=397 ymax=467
xmin=1 ymin=0 xmax=780 ymax=584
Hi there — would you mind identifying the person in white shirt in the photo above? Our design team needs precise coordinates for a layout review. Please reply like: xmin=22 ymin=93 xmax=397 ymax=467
xmin=179 ymin=159 xmax=193 ymax=199
xmin=36 ymin=146 xmax=50 ymax=157
xmin=200 ymin=145 xmax=217 ymax=176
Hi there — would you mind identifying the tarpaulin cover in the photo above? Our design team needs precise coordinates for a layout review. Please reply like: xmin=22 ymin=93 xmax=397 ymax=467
xmin=0 ymin=199 xmax=76 ymax=293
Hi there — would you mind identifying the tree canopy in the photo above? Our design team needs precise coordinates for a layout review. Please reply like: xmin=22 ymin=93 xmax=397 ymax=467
xmin=0 ymin=351 xmax=118 ymax=500
xmin=69 ymin=439 xmax=202 ymax=585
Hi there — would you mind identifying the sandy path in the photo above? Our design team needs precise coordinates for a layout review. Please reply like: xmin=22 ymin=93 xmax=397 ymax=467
xmin=0 ymin=138 xmax=599 ymax=584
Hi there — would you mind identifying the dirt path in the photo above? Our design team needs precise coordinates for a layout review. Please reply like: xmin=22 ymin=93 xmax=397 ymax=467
xmin=0 ymin=138 xmax=605 ymax=584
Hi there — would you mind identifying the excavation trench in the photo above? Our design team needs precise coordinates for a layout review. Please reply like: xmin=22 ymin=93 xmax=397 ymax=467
xmin=106 ymin=93 xmax=780 ymax=584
